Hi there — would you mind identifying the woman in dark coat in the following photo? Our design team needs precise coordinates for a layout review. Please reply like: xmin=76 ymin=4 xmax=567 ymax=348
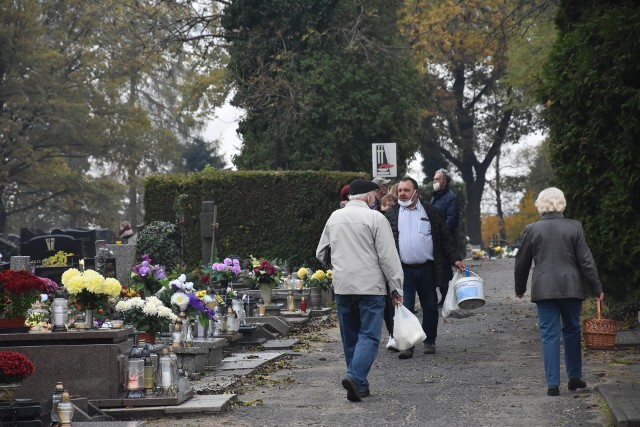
xmin=514 ymin=187 xmax=604 ymax=396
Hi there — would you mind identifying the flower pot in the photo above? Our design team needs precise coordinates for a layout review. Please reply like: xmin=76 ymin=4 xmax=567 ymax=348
xmin=260 ymin=284 xmax=272 ymax=305
xmin=0 ymin=317 xmax=29 ymax=333
xmin=321 ymin=288 xmax=334 ymax=306
xmin=0 ymin=383 xmax=20 ymax=401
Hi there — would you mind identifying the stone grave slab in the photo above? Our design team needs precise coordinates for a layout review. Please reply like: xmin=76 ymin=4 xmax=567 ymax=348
xmin=261 ymin=339 xmax=300 ymax=350
xmin=174 ymin=346 xmax=208 ymax=373
xmin=191 ymin=337 xmax=228 ymax=368
xmin=245 ymin=316 xmax=289 ymax=337
xmin=74 ymin=423 xmax=145 ymax=427
xmin=101 ymin=394 xmax=236 ymax=419
xmin=215 ymin=352 xmax=284 ymax=376
xmin=21 ymin=234 xmax=82 ymax=265
xmin=310 ymin=307 xmax=332 ymax=317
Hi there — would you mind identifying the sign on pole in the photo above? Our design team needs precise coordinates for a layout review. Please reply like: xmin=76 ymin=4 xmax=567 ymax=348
xmin=371 ymin=143 xmax=397 ymax=178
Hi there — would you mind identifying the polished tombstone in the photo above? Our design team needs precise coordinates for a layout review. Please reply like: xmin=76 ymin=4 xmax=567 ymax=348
xmin=0 ymin=328 xmax=133 ymax=402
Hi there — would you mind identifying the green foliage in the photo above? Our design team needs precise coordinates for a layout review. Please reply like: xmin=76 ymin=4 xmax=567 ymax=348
xmin=135 ymin=222 xmax=181 ymax=270
xmin=223 ymin=0 xmax=421 ymax=172
xmin=539 ymin=4 xmax=640 ymax=301
xmin=144 ymin=170 xmax=365 ymax=268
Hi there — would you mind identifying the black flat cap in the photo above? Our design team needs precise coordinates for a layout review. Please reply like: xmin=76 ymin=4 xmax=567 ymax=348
xmin=349 ymin=179 xmax=379 ymax=195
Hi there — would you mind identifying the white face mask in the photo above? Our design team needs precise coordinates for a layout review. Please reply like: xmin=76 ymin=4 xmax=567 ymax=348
xmin=433 ymin=182 xmax=441 ymax=192
xmin=398 ymin=190 xmax=416 ymax=207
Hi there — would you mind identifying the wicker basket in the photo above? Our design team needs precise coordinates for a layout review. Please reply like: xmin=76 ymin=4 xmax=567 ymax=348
xmin=583 ymin=299 xmax=617 ymax=350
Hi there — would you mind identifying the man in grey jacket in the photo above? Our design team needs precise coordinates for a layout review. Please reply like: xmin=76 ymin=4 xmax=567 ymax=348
xmin=317 ymin=179 xmax=404 ymax=402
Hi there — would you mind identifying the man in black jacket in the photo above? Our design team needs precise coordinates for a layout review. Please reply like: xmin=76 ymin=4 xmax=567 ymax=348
xmin=385 ymin=177 xmax=465 ymax=359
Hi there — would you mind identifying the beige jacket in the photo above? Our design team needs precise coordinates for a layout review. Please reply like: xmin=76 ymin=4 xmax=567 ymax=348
xmin=316 ymin=200 xmax=403 ymax=296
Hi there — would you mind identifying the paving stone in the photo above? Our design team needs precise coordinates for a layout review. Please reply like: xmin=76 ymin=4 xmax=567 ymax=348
xmin=596 ymin=384 xmax=640 ymax=427
xmin=616 ymin=329 xmax=640 ymax=347
xmin=74 ymin=423 xmax=145 ymax=427
xmin=216 ymin=352 xmax=284 ymax=371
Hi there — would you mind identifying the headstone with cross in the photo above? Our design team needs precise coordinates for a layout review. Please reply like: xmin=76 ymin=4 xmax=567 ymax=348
xmin=200 ymin=201 xmax=219 ymax=265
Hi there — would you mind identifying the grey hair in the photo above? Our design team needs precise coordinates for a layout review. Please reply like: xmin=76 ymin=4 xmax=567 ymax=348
xmin=436 ymin=168 xmax=452 ymax=185
xmin=535 ymin=187 xmax=566 ymax=215
xmin=349 ymin=190 xmax=376 ymax=202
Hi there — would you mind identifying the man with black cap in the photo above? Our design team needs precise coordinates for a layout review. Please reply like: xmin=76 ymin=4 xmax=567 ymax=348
xmin=316 ymin=178 xmax=404 ymax=402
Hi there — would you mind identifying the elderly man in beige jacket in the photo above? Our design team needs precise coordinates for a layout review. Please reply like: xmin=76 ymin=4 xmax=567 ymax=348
xmin=317 ymin=178 xmax=403 ymax=403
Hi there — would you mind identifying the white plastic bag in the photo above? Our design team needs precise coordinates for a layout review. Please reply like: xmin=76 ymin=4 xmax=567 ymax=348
xmin=442 ymin=270 xmax=474 ymax=318
xmin=441 ymin=270 xmax=462 ymax=318
xmin=393 ymin=305 xmax=427 ymax=351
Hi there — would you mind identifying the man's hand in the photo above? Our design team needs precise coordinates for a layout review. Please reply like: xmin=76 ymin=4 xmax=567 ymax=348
xmin=391 ymin=290 xmax=403 ymax=306
xmin=454 ymin=260 xmax=465 ymax=271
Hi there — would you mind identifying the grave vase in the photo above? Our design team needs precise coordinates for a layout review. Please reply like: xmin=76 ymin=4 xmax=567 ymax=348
xmin=309 ymin=287 xmax=322 ymax=310
xmin=84 ymin=309 xmax=94 ymax=328
xmin=259 ymin=284 xmax=272 ymax=305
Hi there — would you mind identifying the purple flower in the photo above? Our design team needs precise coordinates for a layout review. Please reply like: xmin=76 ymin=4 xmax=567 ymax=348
xmin=187 ymin=292 xmax=205 ymax=313
xmin=153 ymin=265 xmax=167 ymax=280
xmin=138 ymin=264 xmax=151 ymax=276
xmin=224 ymin=258 xmax=232 ymax=266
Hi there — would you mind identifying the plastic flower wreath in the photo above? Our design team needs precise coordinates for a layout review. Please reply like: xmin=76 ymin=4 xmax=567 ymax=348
xmin=209 ymin=258 xmax=242 ymax=282
xmin=0 ymin=351 xmax=35 ymax=383
xmin=61 ymin=268 xmax=122 ymax=310
xmin=130 ymin=254 xmax=168 ymax=296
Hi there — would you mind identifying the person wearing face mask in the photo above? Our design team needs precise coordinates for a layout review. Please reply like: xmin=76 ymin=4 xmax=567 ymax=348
xmin=430 ymin=168 xmax=460 ymax=306
xmin=385 ymin=177 xmax=465 ymax=359
xmin=317 ymin=179 xmax=404 ymax=402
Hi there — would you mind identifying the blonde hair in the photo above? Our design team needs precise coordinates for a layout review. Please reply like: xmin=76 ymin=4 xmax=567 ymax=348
xmin=535 ymin=187 xmax=566 ymax=215
xmin=389 ymin=184 xmax=399 ymax=197
xmin=381 ymin=194 xmax=397 ymax=204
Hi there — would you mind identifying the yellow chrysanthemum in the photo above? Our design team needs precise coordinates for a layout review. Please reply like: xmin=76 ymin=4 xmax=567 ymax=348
xmin=326 ymin=270 xmax=333 ymax=279
xmin=104 ymin=278 xmax=122 ymax=297
xmin=85 ymin=274 xmax=104 ymax=293
xmin=311 ymin=270 xmax=325 ymax=281
xmin=297 ymin=267 xmax=309 ymax=278
xmin=61 ymin=268 xmax=81 ymax=286
xmin=64 ymin=275 xmax=86 ymax=294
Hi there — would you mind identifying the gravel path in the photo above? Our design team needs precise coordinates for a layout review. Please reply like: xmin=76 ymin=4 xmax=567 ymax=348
xmin=145 ymin=258 xmax=639 ymax=427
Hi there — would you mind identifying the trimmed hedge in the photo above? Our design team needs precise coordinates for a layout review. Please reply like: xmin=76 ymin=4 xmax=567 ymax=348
xmin=144 ymin=170 xmax=365 ymax=269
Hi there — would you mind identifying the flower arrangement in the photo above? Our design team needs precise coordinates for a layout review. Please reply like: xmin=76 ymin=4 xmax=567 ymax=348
xmin=156 ymin=274 xmax=214 ymax=324
xmin=250 ymin=259 xmax=280 ymax=288
xmin=115 ymin=296 xmax=177 ymax=334
xmin=0 ymin=351 xmax=35 ymax=383
xmin=61 ymin=268 xmax=122 ymax=310
xmin=129 ymin=254 xmax=168 ymax=296
xmin=209 ymin=258 xmax=242 ymax=282
xmin=297 ymin=268 xmax=333 ymax=290
xmin=0 ymin=270 xmax=47 ymax=319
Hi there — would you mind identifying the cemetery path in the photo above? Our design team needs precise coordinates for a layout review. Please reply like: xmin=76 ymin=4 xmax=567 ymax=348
xmin=145 ymin=258 xmax=640 ymax=427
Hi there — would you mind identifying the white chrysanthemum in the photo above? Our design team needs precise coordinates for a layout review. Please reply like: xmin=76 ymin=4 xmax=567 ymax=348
xmin=171 ymin=292 xmax=189 ymax=311
xmin=143 ymin=302 xmax=159 ymax=316
xmin=128 ymin=297 xmax=144 ymax=309
xmin=115 ymin=300 xmax=129 ymax=312
xmin=203 ymin=294 xmax=213 ymax=303
xmin=157 ymin=306 xmax=176 ymax=320
xmin=146 ymin=296 xmax=162 ymax=306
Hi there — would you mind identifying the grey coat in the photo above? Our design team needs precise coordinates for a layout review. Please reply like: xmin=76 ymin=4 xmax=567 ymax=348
xmin=514 ymin=212 xmax=603 ymax=302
